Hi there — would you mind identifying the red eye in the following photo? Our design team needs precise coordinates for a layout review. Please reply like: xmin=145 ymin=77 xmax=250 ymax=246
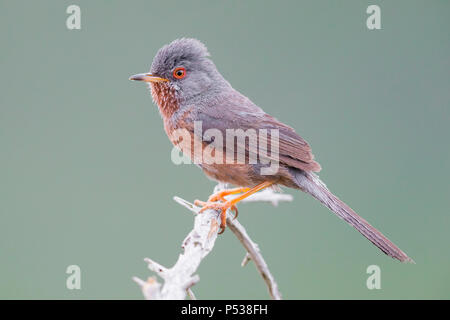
xmin=173 ymin=67 xmax=186 ymax=79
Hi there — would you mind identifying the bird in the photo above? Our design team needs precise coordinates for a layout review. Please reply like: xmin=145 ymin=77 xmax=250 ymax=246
xmin=129 ymin=38 xmax=413 ymax=263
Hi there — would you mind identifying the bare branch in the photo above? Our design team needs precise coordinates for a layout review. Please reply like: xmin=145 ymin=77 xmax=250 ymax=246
xmin=227 ymin=218 xmax=282 ymax=300
xmin=133 ymin=184 xmax=292 ymax=300
xmin=132 ymin=276 xmax=162 ymax=300
xmin=186 ymin=288 xmax=197 ymax=300
xmin=237 ymin=188 xmax=293 ymax=206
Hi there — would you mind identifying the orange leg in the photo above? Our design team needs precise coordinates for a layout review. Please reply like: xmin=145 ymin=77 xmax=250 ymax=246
xmin=207 ymin=187 xmax=250 ymax=202
xmin=194 ymin=181 xmax=274 ymax=234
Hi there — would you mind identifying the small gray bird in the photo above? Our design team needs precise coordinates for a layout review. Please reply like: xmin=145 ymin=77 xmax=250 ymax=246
xmin=130 ymin=38 xmax=412 ymax=263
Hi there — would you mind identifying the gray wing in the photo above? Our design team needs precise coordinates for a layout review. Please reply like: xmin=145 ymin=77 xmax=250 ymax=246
xmin=193 ymin=90 xmax=321 ymax=172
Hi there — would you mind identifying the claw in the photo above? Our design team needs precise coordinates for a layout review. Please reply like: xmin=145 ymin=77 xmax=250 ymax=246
xmin=194 ymin=199 xmax=236 ymax=234
xmin=218 ymin=210 xmax=227 ymax=235
xmin=231 ymin=205 xmax=238 ymax=220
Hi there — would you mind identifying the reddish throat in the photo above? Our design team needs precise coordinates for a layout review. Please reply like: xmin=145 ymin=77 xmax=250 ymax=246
xmin=150 ymin=82 xmax=179 ymax=120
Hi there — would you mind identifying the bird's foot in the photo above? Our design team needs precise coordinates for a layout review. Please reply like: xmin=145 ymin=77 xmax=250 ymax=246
xmin=193 ymin=199 xmax=238 ymax=234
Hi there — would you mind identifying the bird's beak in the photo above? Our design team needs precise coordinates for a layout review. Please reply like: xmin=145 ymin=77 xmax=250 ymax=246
xmin=129 ymin=73 xmax=169 ymax=83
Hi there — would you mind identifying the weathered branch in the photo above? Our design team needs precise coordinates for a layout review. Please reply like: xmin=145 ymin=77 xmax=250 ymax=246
xmin=226 ymin=218 xmax=282 ymax=300
xmin=133 ymin=185 xmax=292 ymax=300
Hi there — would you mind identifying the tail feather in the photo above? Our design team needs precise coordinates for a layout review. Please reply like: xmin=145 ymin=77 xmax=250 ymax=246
xmin=292 ymin=170 xmax=413 ymax=263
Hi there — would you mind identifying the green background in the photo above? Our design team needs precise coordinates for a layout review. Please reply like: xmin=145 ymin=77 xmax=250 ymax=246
xmin=1 ymin=0 xmax=449 ymax=299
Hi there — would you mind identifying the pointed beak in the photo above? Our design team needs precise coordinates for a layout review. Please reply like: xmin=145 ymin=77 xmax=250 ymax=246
xmin=129 ymin=73 xmax=169 ymax=83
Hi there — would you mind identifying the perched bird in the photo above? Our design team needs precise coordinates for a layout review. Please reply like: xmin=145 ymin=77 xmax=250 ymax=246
xmin=130 ymin=38 xmax=412 ymax=263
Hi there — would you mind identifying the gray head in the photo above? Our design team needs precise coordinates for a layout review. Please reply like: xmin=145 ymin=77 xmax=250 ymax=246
xmin=130 ymin=38 xmax=229 ymax=103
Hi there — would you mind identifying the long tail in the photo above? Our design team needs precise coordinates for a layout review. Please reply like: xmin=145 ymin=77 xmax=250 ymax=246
xmin=292 ymin=170 xmax=413 ymax=263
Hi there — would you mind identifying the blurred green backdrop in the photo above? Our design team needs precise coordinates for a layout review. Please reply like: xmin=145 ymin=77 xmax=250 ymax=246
xmin=1 ymin=0 xmax=449 ymax=299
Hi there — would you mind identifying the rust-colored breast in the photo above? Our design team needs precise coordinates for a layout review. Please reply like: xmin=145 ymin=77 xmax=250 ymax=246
xmin=149 ymin=82 xmax=285 ymax=187
xmin=150 ymin=82 xmax=181 ymax=137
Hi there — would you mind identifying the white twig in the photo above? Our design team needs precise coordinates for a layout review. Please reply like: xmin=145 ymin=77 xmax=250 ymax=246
xmin=237 ymin=188 xmax=293 ymax=206
xmin=227 ymin=218 xmax=281 ymax=299
xmin=133 ymin=184 xmax=292 ymax=300
xmin=186 ymin=288 xmax=196 ymax=300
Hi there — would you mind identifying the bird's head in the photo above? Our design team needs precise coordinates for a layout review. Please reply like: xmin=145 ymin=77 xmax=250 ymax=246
xmin=130 ymin=38 xmax=228 ymax=108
